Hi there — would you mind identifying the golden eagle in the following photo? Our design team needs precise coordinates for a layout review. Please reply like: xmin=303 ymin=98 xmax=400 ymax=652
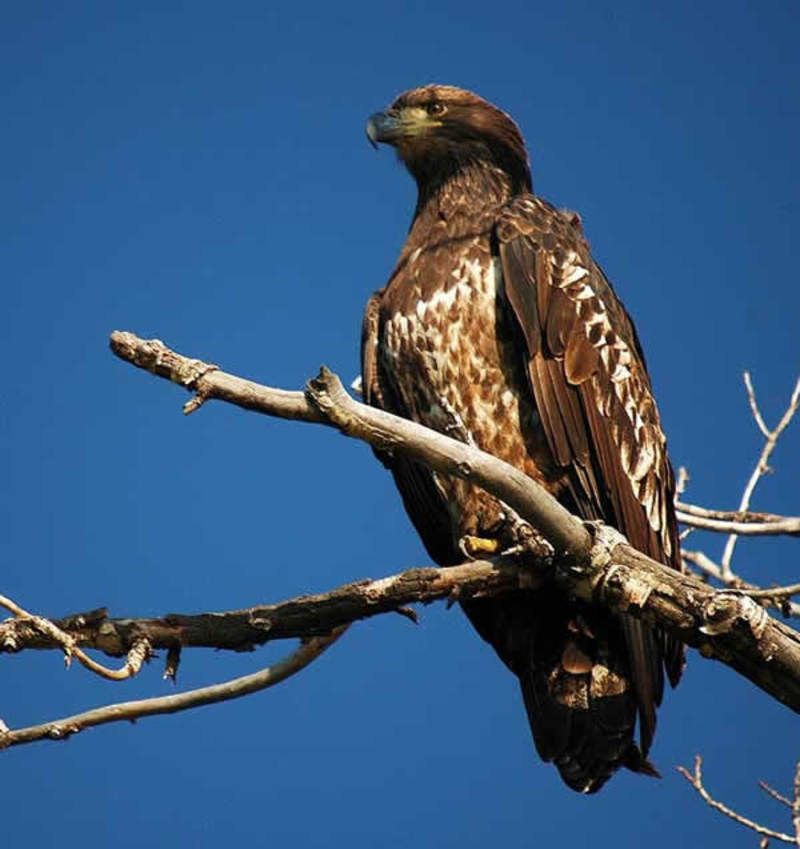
xmin=362 ymin=85 xmax=682 ymax=793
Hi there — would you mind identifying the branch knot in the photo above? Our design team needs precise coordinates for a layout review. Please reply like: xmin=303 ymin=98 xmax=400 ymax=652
xmin=702 ymin=593 xmax=770 ymax=640
xmin=557 ymin=522 xmax=627 ymax=600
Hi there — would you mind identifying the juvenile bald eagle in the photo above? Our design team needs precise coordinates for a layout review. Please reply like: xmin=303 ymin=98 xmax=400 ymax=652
xmin=362 ymin=85 xmax=682 ymax=793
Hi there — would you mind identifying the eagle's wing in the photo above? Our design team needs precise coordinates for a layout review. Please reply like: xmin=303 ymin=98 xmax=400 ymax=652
xmin=361 ymin=291 xmax=456 ymax=566
xmin=496 ymin=195 xmax=683 ymax=754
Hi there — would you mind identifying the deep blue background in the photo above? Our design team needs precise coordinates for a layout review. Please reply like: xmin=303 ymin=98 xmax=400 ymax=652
xmin=2 ymin=2 xmax=799 ymax=846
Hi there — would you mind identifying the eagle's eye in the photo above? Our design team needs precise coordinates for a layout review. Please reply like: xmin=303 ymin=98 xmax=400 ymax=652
xmin=425 ymin=102 xmax=446 ymax=116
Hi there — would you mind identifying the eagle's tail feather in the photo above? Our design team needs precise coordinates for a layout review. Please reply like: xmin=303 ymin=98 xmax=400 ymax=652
xmin=518 ymin=646 xmax=652 ymax=794
xmin=463 ymin=588 xmax=657 ymax=794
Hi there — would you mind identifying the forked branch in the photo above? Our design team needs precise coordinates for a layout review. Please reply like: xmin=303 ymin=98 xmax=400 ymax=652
xmin=678 ymin=372 xmax=800 ymax=618
xmin=678 ymin=755 xmax=800 ymax=845
xmin=720 ymin=373 xmax=800 ymax=576
xmin=0 ymin=593 xmax=151 ymax=681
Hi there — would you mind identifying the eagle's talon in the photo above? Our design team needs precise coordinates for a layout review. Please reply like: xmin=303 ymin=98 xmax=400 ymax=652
xmin=445 ymin=586 xmax=462 ymax=609
xmin=459 ymin=535 xmax=502 ymax=559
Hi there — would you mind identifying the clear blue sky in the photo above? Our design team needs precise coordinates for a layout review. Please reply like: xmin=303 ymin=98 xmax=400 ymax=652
xmin=2 ymin=2 xmax=799 ymax=846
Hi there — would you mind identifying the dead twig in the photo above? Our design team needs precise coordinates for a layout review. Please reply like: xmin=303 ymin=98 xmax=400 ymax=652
xmin=675 ymin=504 xmax=800 ymax=537
xmin=720 ymin=373 xmax=800 ymax=578
xmin=740 ymin=583 xmax=800 ymax=600
xmin=760 ymin=780 xmax=793 ymax=809
xmin=677 ymin=756 xmax=795 ymax=844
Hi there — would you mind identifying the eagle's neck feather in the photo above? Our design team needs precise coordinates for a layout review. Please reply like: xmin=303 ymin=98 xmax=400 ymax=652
xmin=408 ymin=160 xmax=515 ymax=245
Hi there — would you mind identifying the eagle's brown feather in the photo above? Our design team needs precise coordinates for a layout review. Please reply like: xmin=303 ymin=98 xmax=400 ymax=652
xmin=362 ymin=84 xmax=682 ymax=792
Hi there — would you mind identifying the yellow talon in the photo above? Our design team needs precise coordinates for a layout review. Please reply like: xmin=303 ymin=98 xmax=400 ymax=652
xmin=461 ymin=535 xmax=502 ymax=557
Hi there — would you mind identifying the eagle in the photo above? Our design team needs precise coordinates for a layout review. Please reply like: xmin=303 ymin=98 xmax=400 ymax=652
xmin=361 ymin=85 xmax=682 ymax=793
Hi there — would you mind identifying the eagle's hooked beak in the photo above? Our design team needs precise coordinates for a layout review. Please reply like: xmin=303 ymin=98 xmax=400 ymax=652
xmin=366 ymin=111 xmax=403 ymax=149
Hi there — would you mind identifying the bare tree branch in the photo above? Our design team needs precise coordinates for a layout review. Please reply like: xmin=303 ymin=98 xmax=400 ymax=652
xmin=677 ymin=755 xmax=796 ymax=844
xmin=740 ymin=584 xmax=800 ymax=601
xmin=793 ymin=761 xmax=800 ymax=845
xmin=676 ymin=501 xmax=799 ymax=528
xmin=682 ymin=550 xmax=800 ymax=619
xmin=109 ymin=331 xmax=591 ymax=560
xmin=4 ymin=331 xmax=797 ymax=753
xmin=3 ymin=537 xmax=800 ymax=711
xmin=0 ymin=627 xmax=347 ymax=750
xmin=721 ymin=373 xmax=800 ymax=577
xmin=8 ymin=331 xmax=775 ymax=715
xmin=746 ymin=371 xmax=775 ymax=441
xmin=0 ymin=559 xmax=537 ymax=657
xmin=674 ymin=372 xmax=800 ymax=641
xmin=760 ymin=781 xmax=794 ymax=810
xmin=675 ymin=505 xmax=800 ymax=537
xmin=4 ymin=534 xmax=800 ymax=717
xmin=0 ymin=593 xmax=151 ymax=681
xmin=3 ymin=540 xmax=800 ymax=742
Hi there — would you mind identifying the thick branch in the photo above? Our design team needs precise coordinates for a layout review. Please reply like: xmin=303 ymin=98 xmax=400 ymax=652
xmin=598 ymin=541 xmax=800 ymax=712
xmin=0 ymin=559 xmax=533 ymax=656
xmin=683 ymin=549 xmax=800 ymax=619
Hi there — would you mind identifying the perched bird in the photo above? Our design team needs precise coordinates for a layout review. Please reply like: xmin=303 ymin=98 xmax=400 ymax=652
xmin=361 ymin=85 xmax=683 ymax=793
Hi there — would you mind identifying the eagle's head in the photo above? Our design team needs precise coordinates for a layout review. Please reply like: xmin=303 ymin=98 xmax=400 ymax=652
xmin=367 ymin=85 xmax=531 ymax=194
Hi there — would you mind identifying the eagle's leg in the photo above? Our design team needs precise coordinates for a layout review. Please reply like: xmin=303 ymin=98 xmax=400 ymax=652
xmin=459 ymin=520 xmax=554 ymax=562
